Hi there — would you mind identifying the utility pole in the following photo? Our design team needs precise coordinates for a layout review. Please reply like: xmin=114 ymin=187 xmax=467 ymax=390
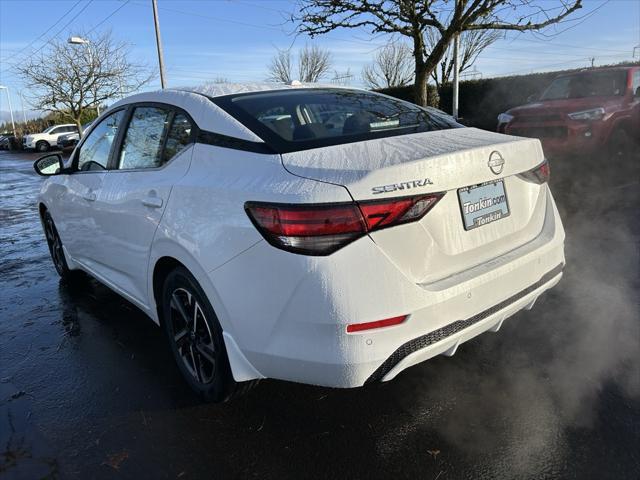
xmin=452 ymin=33 xmax=460 ymax=120
xmin=152 ymin=0 xmax=167 ymax=89
xmin=590 ymin=57 xmax=595 ymax=68
xmin=0 ymin=86 xmax=16 ymax=137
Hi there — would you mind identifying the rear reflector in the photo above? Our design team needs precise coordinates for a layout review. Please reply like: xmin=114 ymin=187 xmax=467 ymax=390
xmin=346 ymin=315 xmax=407 ymax=333
xmin=518 ymin=159 xmax=550 ymax=184
xmin=245 ymin=193 xmax=444 ymax=255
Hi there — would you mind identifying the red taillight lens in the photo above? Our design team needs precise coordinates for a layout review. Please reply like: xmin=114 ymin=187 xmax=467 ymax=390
xmin=359 ymin=194 xmax=443 ymax=230
xmin=346 ymin=315 xmax=407 ymax=333
xmin=245 ymin=193 xmax=444 ymax=255
xmin=518 ymin=159 xmax=550 ymax=184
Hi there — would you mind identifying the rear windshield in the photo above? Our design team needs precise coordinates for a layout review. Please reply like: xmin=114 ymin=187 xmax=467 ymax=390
xmin=541 ymin=70 xmax=628 ymax=100
xmin=211 ymin=88 xmax=462 ymax=153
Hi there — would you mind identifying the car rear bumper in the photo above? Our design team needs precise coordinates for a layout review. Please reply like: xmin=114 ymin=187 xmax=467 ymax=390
xmin=209 ymin=187 xmax=565 ymax=388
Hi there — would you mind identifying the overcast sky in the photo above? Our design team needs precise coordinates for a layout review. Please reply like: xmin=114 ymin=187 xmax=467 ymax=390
xmin=1 ymin=0 xmax=639 ymax=114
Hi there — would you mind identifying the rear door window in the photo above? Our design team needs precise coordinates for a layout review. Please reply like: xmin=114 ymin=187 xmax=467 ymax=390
xmin=162 ymin=113 xmax=193 ymax=163
xmin=118 ymin=107 xmax=172 ymax=170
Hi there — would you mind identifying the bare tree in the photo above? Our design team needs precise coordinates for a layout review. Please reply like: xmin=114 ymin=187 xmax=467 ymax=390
xmin=298 ymin=44 xmax=333 ymax=82
xmin=267 ymin=49 xmax=294 ymax=83
xmin=16 ymin=31 xmax=153 ymax=134
xmin=362 ymin=39 xmax=414 ymax=89
xmin=295 ymin=0 xmax=583 ymax=106
xmin=267 ymin=45 xmax=333 ymax=83
xmin=426 ymin=28 xmax=500 ymax=88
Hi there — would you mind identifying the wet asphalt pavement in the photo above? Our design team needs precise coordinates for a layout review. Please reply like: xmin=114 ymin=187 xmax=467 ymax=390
xmin=1 ymin=147 xmax=639 ymax=480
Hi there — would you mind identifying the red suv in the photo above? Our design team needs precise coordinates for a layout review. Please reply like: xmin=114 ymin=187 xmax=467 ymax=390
xmin=497 ymin=66 xmax=640 ymax=156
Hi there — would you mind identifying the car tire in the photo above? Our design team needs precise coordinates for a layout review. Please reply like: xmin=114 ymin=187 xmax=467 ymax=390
xmin=36 ymin=140 xmax=50 ymax=153
xmin=608 ymin=126 xmax=634 ymax=156
xmin=42 ymin=210 xmax=80 ymax=282
xmin=161 ymin=266 xmax=258 ymax=402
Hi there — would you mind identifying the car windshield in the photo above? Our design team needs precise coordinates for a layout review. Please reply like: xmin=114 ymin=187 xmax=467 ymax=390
xmin=541 ymin=70 xmax=627 ymax=100
xmin=211 ymin=88 xmax=462 ymax=153
xmin=42 ymin=126 xmax=56 ymax=133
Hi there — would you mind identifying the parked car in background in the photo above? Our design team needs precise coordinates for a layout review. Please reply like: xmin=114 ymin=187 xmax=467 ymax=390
xmin=57 ymin=122 xmax=93 ymax=151
xmin=23 ymin=124 xmax=79 ymax=152
xmin=497 ymin=66 xmax=640 ymax=156
xmin=0 ymin=133 xmax=13 ymax=150
xmin=34 ymin=84 xmax=565 ymax=402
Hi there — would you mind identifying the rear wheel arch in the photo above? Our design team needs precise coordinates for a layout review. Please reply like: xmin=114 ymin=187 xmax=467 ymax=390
xmin=152 ymin=256 xmax=185 ymax=323
xmin=151 ymin=254 xmax=231 ymax=331
xmin=152 ymin=257 xmax=260 ymax=399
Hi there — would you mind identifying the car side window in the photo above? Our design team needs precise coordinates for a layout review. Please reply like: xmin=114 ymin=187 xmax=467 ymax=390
xmin=118 ymin=107 xmax=172 ymax=170
xmin=77 ymin=110 xmax=125 ymax=171
xmin=162 ymin=113 xmax=193 ymax=163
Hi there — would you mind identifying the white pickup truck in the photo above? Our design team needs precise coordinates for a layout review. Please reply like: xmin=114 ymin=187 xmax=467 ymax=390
xmin=23 ymin=124 xmax=79 ymax=152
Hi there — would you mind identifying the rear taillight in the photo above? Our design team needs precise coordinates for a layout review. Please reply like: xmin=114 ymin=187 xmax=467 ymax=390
xmin=518 ymin=159 xmax=550 ymax=184
xmin=245 ymin=193 xmax=444 ymax=255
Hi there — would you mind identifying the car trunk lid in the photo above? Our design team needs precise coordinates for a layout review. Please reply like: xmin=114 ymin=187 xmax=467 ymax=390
xmin=281 ymin=127 xmax=549 ymax=284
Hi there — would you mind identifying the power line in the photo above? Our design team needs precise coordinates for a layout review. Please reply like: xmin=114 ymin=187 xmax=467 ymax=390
xmin=22 ymin=0 xmax=96 ymax=60
xmin=7 ymin=0 xmax=133 ymax=68
xmin=129 ymin=0 xmax=285 ymax=32
xmin=511 ymin=37 xmax=629 ymax=55
xmin=7 ymin=0 xmax=84 ymax=58
xmin=87 ymin=0 xmax=132 ymax=35
xmin=528 ymin=0 xmax=612 ymax=40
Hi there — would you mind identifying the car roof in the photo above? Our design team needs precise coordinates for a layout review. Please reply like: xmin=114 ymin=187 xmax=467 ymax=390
xmin=109 ymin=83 xmax=370 ymax=144
xmin=556 ymin=66 xmax=636 ymax=78
xmin=176 ymin=81 xmax=359 ymax=98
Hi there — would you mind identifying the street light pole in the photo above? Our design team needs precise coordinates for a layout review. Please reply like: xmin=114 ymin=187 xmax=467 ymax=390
xmin=19 ymin=92 xmax=27 ymax=124
xmin=68 ymin=36 xmax=100 ymax=115
xmin=152 ymin=0 xmax=167 ymax=88
xmin=452 ymin=33 xmax=460 ymax=120
xmin=0 ymin=86 xmax=17 ymax=137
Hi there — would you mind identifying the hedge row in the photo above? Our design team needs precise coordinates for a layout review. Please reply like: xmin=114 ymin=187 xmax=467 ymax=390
xmin=377 ymin=83 xmax=441 ymax=108
xmin=379 ymin=62 xmax=640 ymax=131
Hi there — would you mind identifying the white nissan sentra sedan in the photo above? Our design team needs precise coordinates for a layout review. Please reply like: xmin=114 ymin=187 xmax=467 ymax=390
xmin=34 ymin=83 xmax=565 ymax=401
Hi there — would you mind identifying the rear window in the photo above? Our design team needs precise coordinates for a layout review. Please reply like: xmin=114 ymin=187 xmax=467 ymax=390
xmin=541 ymin=70 xmax=628 ymax=100
xmin=211 ymin=88 xmax=462 ymax=153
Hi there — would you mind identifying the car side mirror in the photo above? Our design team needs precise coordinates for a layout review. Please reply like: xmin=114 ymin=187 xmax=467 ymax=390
xmin=34 ymin=153 xmax=64 ymax=176
xmin=527 ymin=93 xmax=539 ymax=103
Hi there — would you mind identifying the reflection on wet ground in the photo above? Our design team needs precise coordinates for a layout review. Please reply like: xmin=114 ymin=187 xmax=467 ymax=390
xmin=1 ymin=149 xmax=638 ymax=479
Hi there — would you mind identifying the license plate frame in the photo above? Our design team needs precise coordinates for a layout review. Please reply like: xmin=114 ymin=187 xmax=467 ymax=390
xmin=457 ymin=180 xmax=510 ymax=231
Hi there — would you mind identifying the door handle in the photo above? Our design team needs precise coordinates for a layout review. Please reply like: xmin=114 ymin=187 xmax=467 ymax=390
xmin=142 ymin=196 xmax=163 ymax=208
xmin=82 ymin=192 xmax=96 ymax=202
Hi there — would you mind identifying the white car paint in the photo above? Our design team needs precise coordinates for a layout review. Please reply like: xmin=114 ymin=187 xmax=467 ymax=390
xmin=37 ymin=83 xmax=565 ymax=388
xmin=24 ymin=124 xmax=78 ymax=150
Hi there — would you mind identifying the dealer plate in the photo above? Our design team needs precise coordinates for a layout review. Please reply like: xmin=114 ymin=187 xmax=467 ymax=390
xmin=458 ymin=180 xmax=510 ymax=230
